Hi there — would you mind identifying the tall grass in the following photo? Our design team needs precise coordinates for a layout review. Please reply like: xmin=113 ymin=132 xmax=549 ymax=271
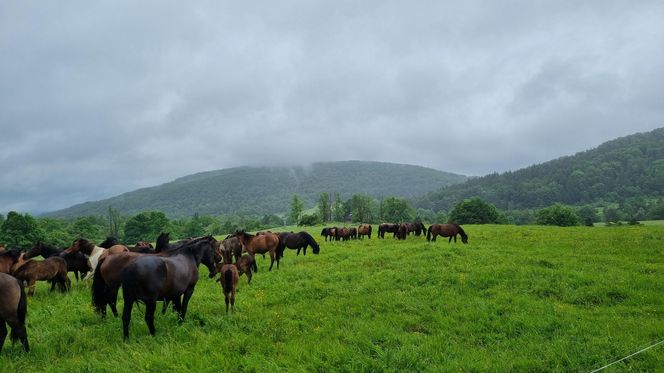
xmin=1 ymin=225 xmax=662 ymax=371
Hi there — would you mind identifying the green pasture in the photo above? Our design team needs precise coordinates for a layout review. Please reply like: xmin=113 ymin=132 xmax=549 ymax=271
xmin=1 ymin=225 xmax=662 ymax=372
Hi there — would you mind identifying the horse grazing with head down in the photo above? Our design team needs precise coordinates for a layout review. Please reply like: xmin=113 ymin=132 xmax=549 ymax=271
xmin=120 ymin=236 xmax=217 ymax=339
xmin=0 ymin=272 xmax=29 ymax=353
xmin=235 ymin=230 xmax=281 ymax=271
xmin=427 ymin=224 xmax=468 ymax=244
xmin=278 ymin=231 xmax=320 ymax=257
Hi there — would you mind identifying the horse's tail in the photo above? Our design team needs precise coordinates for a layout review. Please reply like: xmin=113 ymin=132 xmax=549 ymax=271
xmin=223 ymin=268 xmax=234 ymax=292
xmin=427 ymin=226 xmax=432 ymax=242
xmin=10 ymin=279 xmax=28 ymax=343
xmin=91 ymin=257 xmax=107 ymax=313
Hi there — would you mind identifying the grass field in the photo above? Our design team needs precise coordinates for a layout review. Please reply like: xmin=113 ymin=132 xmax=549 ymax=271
xmin=1 ymin=224 xmax=662 ymax=372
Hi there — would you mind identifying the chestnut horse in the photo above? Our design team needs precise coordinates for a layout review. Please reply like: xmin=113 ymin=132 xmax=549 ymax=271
xmin=0 ymin=272 xmax=29 ymax=353
xmin=358 ymin=224 xmax=372 ymax=239
xmin=427 ymin=224 xmax=468 ymax=244
xmin=235 ymin=231 xmax=281 ymax=271
xmin=12 ymin=256 xmax=70 ymax=296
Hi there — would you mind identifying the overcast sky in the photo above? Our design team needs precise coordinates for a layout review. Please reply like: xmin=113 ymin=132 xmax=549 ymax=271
xmin=1 ymin=1 xmax=663 ymax=214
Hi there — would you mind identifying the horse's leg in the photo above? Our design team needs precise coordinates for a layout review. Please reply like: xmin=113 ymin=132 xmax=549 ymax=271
xmin=0 ymin=321 xmax=6 ymax=353
xmin=122 ymin=298 xmax=134 ymax=340
xmin=179 ymin=286 xmax=195 ymax=322
xmin=50 ymin=279 xmax=56 ymax=292
xmin=28 ymin=281 xmax=36 ymax=297
xmin=74 ymin=271 xmax=79 ymax=282
xmin=246 ymin=270 xmax=252 ymax=285
xmin=268 ymin=251 xmax=275 ymax=271
xmin=6 ymin=318 xmax=29 ymax=352
xmin=109 ymin=287 xmax=120 ymax=317
xmin=145 ymin=300 xmax=157 ymax=336
xmin=250 ymin=253 xmax=258 ymax=272
xmin=296 ymin=247 xmax=301 ymax=256
xmin=224 ymin=292 xmax=230 ymax=314
xmin=231 ymin=289 xmax=236 ymax=313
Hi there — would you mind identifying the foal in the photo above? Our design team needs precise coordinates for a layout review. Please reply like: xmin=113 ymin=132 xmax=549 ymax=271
xmin=216 ymin=263 xmax=239 ymax=314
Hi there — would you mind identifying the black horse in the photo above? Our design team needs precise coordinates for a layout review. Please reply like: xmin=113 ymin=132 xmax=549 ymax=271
xmin=278 ymin=232 xmax=320 ymax=257
xmin=120 ymin=236 xmax=217 ymax=339
xmin=378 ymin=223 xmax=399 ymax=238
xmin=25 ymin=242 xmax=91 ymax=282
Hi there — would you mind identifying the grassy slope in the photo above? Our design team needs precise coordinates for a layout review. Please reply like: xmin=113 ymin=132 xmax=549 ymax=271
xmin=0 ymin=225 xmax=662 ymax=371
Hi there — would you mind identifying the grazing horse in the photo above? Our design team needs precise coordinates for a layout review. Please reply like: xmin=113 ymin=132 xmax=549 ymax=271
xmin=320 ymin=227 xmax=336 ymax=242
xmin=216 ymin=263 xmax=239 ymax=314
xmin=335 ymin=227 xmax=351 ymax=241
xmin=12 ymin=257 xmax=70 ymax=296
xmin=378 ymin=223 xmax=399 ymax=238
xmin=92 ymin=236 xmax=218 ymax=318
xmin=278 ymin=232 xmax=320 ymax=257
xmin=120 ymin=236 xmax=217 ymax=339
xmin=25 ymin=242 xmax=91 ymax=281
xmin=235 ymin=231 xmax=281 ymax=271
xmin=0 ymin=272 xmax=29 ymax=353
xmin=427 ymin=224 xmax=468 ymax=244
xmin=358 ymin=224 xmax=372 ymax=239
xmin=348 ymin=227 xmax=357 ymax=240
xmin=0 ymin=250 xmax=22 ymax=274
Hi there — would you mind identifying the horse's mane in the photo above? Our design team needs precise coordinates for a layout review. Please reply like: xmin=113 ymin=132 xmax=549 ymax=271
xmin=99 ymin=237 xmax=119 ymax=249
xmin=453 ymin=224 xmax=467 ymax=238
xmin=0 ymin=249 xmax=22 ymax=261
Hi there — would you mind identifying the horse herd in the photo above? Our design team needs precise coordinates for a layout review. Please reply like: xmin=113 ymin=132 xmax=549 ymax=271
xmin=0 ymin=223 xmax=467 ymax=352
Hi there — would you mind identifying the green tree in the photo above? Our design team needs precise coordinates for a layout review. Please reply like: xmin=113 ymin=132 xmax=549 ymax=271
xmin=68 ymin=216 xmax=106 ymax=242
xmin=449 ymin=198 xmax=505 ymax=224
xmin=289 ymin=194 xmax=304 ymax=225
xmin=107 ymin=206 xmax=121 ymax=237
xmin=299 ymin=213 xmax=321 ymax=226
xmin=576 ymin=206 xmax=598 ymax=226
xmin=350 ymin=194 xmax=376 ymax=223
xmin=381 ymin=197 xmax=414 ymax=223
xmin=648 ymin=199 xmax=664 ymax=220
xmin=0 ymin=211 xmax=44 ymax=248
xmin=317 ymin=192 xmax=331 ymax=222
xmin=332 ymin=193 xmax=345 ymax=222
xmin=37 ymin=217 xmax=71 ymax=247
xmin=536 ymin=204 xmax=580 ymax=226
xmin=124 ymin=211 xmax=170 ymax=243
xmin=182 ymin=213 xmax=206 ymax=238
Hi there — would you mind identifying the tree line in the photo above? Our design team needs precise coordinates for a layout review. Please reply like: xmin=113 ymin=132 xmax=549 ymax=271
xmin=3 ymin=193 xmax=664 ymax=250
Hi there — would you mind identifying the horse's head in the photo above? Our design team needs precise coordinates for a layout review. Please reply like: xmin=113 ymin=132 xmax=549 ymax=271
xmin=24 ymin=242 xmax=42 ymax=259
xmin=192 ymin=236 xmax=218 ymax=278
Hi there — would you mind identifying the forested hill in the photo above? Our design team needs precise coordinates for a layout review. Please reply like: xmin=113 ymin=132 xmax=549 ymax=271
xmin=45 ymin=161 xmax=467 ymax=218
xmin=416 ymin=127 xmax=664 ymax=212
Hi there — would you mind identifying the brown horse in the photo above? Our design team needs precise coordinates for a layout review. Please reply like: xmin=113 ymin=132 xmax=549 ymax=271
xmin=216 ymin=263 xmax=239 ymax=314
xmin=320 ymin=227 xmax=336 ymax=242
xmin=235 ymin=231 xmax=281 ymax=271
xmin=235 ymin=255 xmax=255 ymax=284
xmin=12 ymin=256 xmax=70 ymax=296
xmin=378 ymin=223 xmax=399 ymax=238
xmin=0 ymin=272 xmax=29 ymax=353
xmin=92 ymin=236 xmax=218 ymax=318
xmin=335 ymin=227 xmax=351 ymax=241
xmin=278 ymin=231 xmax=320 ymax=257
xmin=0 ymin=250 xmax=21 ymax=274
xmin=427 ymin=224 xmax=468 ymax=244
xmin=216 ymin=235 xmax=244 ymax=264
xmin=358 ymin=224 xmax=372 ymax=239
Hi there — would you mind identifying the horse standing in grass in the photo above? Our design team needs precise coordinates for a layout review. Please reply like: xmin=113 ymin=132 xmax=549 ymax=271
xmin=216 ymin=263 xmax=239 ymax=314
xmin=217 ymin=235 xmax=243 ymax=263
xmin=427 ymin=224 xmax=468 ymax=244
xmin=358 ymin=224 xmax=372 ymax=239
xmin=321 ymin=227 xmax=336 ymax=242
xmin=235 ymin=231 xmax=281 ymax=271
xmin=120 ymin=236 xmax=217 ymax=339
xmin=0 ymin=272 xmax=29 ymax=353
xmin=12 ymin=256 xmax=70 ymax=296
xmin=25 ymin=242 xmax=91 ymax=282
xmin=378 ymin=223 xmax=399 ymax=238
xmin=279 ymin=232 xmax=320 ymax=257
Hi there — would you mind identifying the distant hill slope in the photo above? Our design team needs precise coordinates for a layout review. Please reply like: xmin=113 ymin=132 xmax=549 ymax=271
xmin=416 ymin=128 xmax=664 ymax=211
xmin=45 ymin=161 xmax=467 ymax=218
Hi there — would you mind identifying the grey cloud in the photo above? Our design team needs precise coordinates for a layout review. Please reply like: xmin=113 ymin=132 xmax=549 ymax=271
xmin=1 ymin=1 xmax=663 ymax=213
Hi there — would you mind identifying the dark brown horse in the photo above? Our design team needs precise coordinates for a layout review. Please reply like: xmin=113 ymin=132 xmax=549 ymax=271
xmin=234 ymin=255 xmax=255 ymax=284
xmin=216 ymin=235 xmax=244 ymax=264
xmin=358 ymin=224 xmax=372 ymax=239
xmin=320 ymin=227 xmax=336 ymax=242
xmin=378 ymin=223 xmax=399 ymax=238
xmin=120 ymin=236 xmax=218 ymax=339
xmin=12 ymin=256 xmax=70 ymax=296
xmin=427 ymin=224 xmax=468 ymax=244
xmin=278 ymin=232 xmax=320 ymax=256
xmin=216 ymin=263 xmax=239 ymax=314
xmin=335 ymin=227 xmax=351 ymax=241
xmin=92 ymin=236 xmax=218 ymax=318
xmin=235 ymin=231 xmax=281 ymax=271
xmin=0 ymin=250 xmax=21 ymax=274
xmin=0 ymin=272 xmax=29 ymax=353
